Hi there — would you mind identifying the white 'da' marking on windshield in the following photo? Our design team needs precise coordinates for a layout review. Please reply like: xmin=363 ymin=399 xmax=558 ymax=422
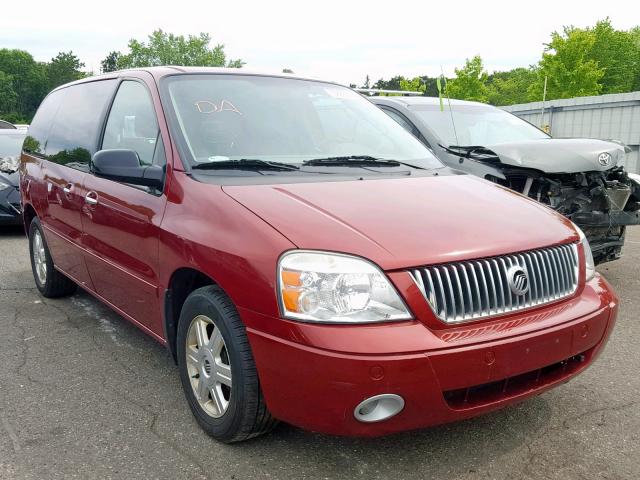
xmin=194 ymin=100 xmax=243 ymax=115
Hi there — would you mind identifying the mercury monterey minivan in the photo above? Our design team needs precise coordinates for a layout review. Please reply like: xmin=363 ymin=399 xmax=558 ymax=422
xmin=21 ymin=67 xmax=618 ymax=443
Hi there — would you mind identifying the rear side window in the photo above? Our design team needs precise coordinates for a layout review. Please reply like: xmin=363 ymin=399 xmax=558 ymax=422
xmin=102 ymin=81 xmax=163 ymax=166
xmin=45 ymin=80 xmax=117 ymax=170
xmin=23 ymin=90 xmax=65 ymax=156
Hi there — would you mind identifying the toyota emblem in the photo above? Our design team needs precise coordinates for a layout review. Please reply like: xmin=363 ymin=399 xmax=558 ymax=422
xmin=598 ymin=152 xmax=612 ymax=166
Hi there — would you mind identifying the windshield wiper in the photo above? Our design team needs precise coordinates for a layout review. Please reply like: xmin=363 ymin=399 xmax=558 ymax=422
xmin=303 ymin=155 xmax=403 ymax=167
xmin=191 ymin=159 xmax=300 ymax=171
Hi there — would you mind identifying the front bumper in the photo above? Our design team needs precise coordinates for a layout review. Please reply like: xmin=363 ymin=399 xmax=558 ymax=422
xmin=243 ymin=275 xmax=617 ymax=436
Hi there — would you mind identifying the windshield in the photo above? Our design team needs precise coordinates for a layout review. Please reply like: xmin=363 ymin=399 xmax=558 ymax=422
xmin=162 ymin=74 xmax=442 ymax=170
xmin=411 ymin=104 xmax=548 ymax=147
xmin=0 ymin=133 xmax=25 ymax=157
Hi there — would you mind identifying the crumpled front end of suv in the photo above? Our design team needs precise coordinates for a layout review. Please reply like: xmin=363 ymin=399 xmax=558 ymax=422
xmin=464 ymin=139 xmax=640 ymax=264
xmin=223 ymin=174 xmax=619 ymax=436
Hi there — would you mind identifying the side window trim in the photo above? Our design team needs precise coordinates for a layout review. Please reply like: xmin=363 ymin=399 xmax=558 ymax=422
xmin=97 ymin=77 xmax=152 ymax=150
xmin=95 ymin=77 xmax=166 ymax=196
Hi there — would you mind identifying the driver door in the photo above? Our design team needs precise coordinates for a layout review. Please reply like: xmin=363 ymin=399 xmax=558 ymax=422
xmin=81 ymin=77 xmax=168 ymax=332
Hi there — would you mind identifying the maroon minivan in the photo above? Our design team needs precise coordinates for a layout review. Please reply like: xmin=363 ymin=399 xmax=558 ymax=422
xmin=21 ymin=67 xmax=618 ymax=443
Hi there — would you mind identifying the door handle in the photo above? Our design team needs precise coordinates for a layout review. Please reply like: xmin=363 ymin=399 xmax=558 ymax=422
xmin=63 ymin=183 xmax=73 ymax=195
xmin=85 ymin=191 xmax=99 ymax=206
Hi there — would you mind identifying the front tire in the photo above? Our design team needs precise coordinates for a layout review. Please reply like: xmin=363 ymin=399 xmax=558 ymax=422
xmin=28 ymin=218 xmax=77 ymax=298
xmin=176 ymin=285 xmax=277 ymax=443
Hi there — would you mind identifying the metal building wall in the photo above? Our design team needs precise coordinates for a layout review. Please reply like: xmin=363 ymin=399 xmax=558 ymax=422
xmin=502 ymin=92 xmax=640 ymax=174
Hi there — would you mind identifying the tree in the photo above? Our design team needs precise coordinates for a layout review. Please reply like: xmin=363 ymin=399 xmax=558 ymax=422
xmin=530 ymin=27 xmax=604 ymax=100
xmin=282 ymin=68 xmax=294 ymax=73
xmin=0 ymin=71 xmax=18 ymax=117
xmin=0 ymin=49 xmax=48 ymax=121
xmin=486 ymin=67 xmax=538 ymax=105
xmin=398 ymin=76 xmax=438 ymax=96
xmin=117 ymin=30 xmax=244 ymax=68
xmin=399 ymin=76 xmax=425 ymax=94
xmin=633 ymin=27 xmax=640 ymax=90
xmin=100 ymin=51 xmax=121 ymax=73
xmin=373 ymin=75 xmax=404 ymax=90
xmin=590 ymin=19 xmax=639 ymax=94
xmin=46 ymin=51 xmax=85 ymax=90
xmin=446 ymin=56 xmax=489 ymax=102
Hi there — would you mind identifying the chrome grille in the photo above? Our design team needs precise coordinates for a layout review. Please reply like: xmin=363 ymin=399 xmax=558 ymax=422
xmin=409 ymin=243 xmax=579 ymax=323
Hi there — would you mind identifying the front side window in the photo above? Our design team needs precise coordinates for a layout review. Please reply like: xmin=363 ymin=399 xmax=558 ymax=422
xmin=45 ymin=80 xmax=117 ymax=169
xmin=102 ymin=81 xmax=164 ymax=167
xmin=161 ymin=75 xmax=441 ymax=170
xmin=411 ymin=104 xmax=549 ymax=147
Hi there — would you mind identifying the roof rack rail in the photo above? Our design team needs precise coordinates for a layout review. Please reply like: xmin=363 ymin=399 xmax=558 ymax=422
xmin=354 ymin=88 xmax=423 ymax=96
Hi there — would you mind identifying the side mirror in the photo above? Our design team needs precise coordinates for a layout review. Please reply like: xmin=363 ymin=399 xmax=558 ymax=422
xmin=91 ymin=149 xmax=163 ymax=189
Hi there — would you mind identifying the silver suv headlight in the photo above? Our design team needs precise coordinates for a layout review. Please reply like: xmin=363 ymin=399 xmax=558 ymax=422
xmin=278 ymin=251 xmax=411 ymax=323
xmin=575 ymin=226 xmax=595 ymax=281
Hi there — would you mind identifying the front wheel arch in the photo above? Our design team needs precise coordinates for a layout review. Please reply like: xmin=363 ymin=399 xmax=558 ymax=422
xmin=163 ymin=267 xmax=218 ymax=363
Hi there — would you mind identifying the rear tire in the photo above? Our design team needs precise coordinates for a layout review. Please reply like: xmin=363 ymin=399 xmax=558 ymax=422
xmin=176 ymin=285 xmax=278 ymax=443
xmin=28 ymin=218 xmax=77 ymax=298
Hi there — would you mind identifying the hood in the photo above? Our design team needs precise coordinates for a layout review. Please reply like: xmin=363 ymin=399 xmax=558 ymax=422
xmin=485 ymin=138 xmax=625 ymax=173
xmin=223 ymin=175 xmax=578 ymax=270
xmin=0 ymin=170 xmax=18 ymax=186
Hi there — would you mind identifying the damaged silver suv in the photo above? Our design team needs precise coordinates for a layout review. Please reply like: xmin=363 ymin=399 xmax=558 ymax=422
xmin=372 ymin=96 xmax=640 ymax=264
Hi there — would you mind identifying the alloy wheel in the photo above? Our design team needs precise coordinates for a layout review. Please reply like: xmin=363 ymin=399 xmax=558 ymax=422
xmin=185 ymin=315 xmax=232 ymax=418
xmin=32 ymin=230 xmax=47 ymax=285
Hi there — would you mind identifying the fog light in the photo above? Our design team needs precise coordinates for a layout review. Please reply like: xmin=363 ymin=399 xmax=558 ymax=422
xmin=353 ymin=394 xmax=405 ymax=423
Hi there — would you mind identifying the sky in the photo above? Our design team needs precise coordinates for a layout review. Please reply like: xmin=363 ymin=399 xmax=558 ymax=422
xmin=1 ymin=0 xmax=638 ymax=86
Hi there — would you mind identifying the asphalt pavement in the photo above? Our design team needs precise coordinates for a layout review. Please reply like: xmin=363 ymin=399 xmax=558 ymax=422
xmin=0 ymin=225 xmax=638 ymax=480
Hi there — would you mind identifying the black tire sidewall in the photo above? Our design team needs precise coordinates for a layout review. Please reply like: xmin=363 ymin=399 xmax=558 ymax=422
xmin=176 ymin=287 xmax=248 ymax=441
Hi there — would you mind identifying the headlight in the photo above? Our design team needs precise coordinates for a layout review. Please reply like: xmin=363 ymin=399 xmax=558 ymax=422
xmin=278 ymin=251 xmax=411 ymax=323
xmin=575 ymin=226 xmax=595 ymax=281
xmin=0 ymin=156 xmax=19 ymax=173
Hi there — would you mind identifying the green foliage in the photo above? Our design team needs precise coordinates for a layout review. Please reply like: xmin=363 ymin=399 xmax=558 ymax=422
xmin=590 ymin=19 xmax=638 ymax=93
xmin=531 ymin=26 xmax=604 ymax=99
xmin=1 ymin=21 xmax=639 ymax=124
xmin=368 ymin=75 xmax=438 ymax=96
xmin=0 ymin=29 xmax=245 ymax=124
xmin=0 ymin=71 xmax=18 ymax=116
xmin=399 ymin=76 xmax=425 ymax=94
xmin=589 ymin=18 xmax=640 ymax=93
xmin=371 ymin=20 xmax=639 ymax=106
xmin=372 ymin=75 xmax=404 ymax=90
xmin=46 ymin=51 xmax=86 ymax=90
xmin=446 ymin=56 xmax=489 ymax=102
xmin=114 ymin=30 xmax=244 ymax=69
xmin=100 ymin=51 xmax=121 ymax=73
xmin=0 ymin=49 xmax=48 ymax=122
xmin=486 ymin=67 xmax=537 ymax=105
